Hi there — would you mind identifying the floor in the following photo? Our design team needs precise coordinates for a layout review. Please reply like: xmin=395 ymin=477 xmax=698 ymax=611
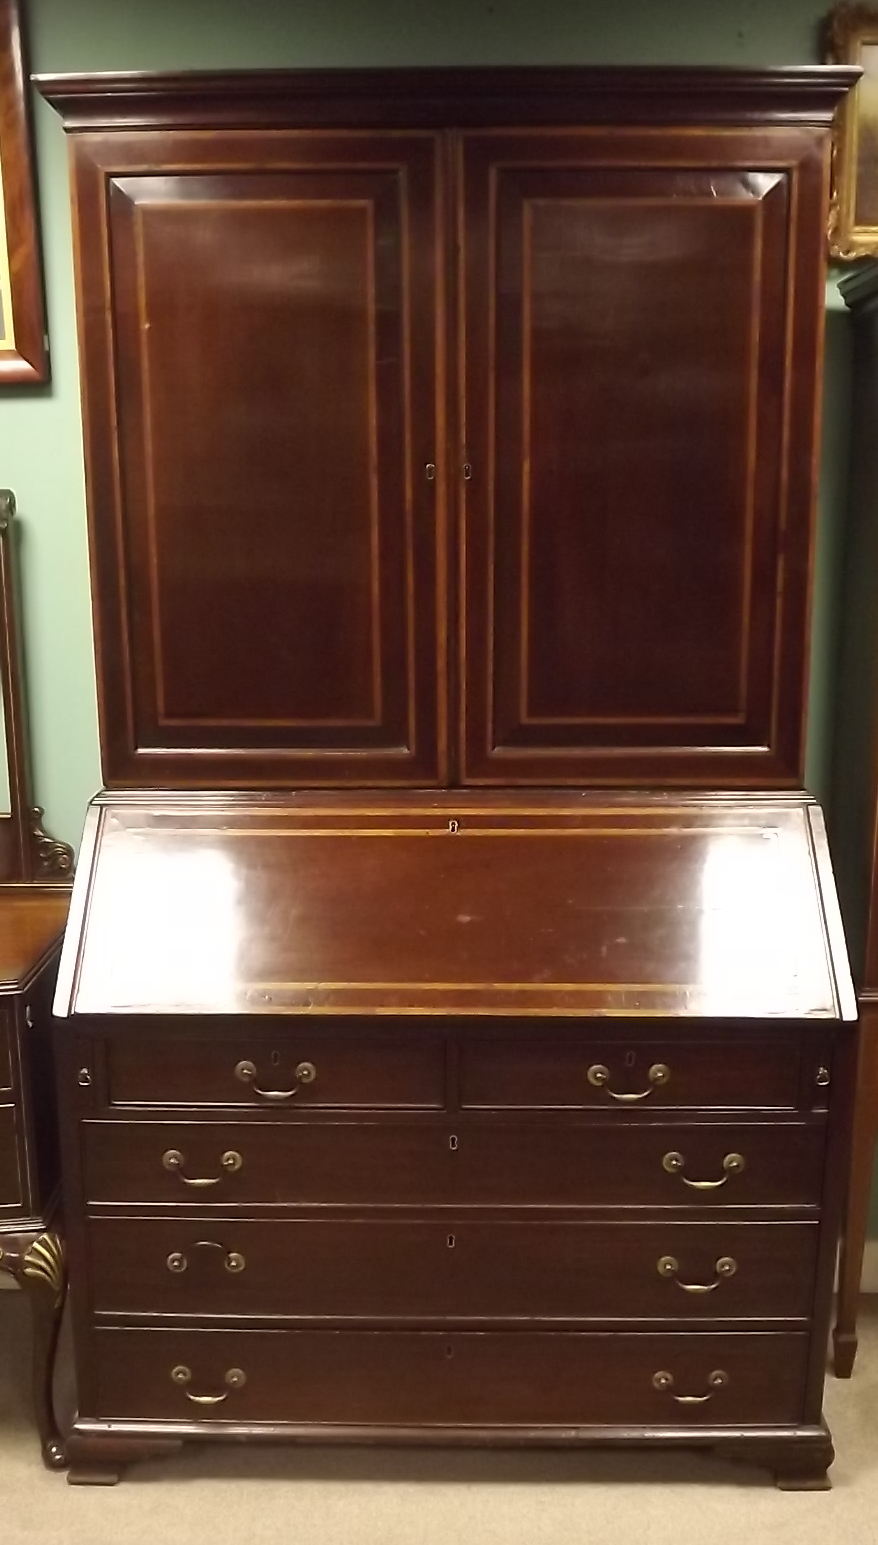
xmin=2 ymin=1297 xmax=878 ymax=1545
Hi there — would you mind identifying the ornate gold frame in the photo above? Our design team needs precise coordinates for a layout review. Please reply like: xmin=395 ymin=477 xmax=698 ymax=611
xmin=0 ymin=0 xmax=47 ymax=382
xmin=825 ymin=4 xmax=878 ymax=257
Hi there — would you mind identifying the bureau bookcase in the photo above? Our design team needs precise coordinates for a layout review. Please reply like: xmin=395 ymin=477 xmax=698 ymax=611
xmin=39 ymin=66 xmax=857 ymax=1486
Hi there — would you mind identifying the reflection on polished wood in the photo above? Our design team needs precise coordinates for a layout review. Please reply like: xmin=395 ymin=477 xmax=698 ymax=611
xmin=38 ymin=65 xmax=857 ymax=1490
xmin=58 ymin=793 xmax=854 ymax=1022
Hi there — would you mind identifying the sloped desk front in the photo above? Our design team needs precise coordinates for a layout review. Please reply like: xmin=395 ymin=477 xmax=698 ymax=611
xmin=53 ymin=794 xmax=855 ymax=1486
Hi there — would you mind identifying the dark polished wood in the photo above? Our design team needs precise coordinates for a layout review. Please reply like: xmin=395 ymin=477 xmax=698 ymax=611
xmin=51 ymin=790 xmax=855 ymax=1484
xmin=63 ymin=132 xmax=443 ymax=788
xmin=829 ymin=262 xmax=878 ymax=1376
xmin=89 ymin=1326 xmax=810 ymax=1427
xmin=460 ymin=128 xmax=828 ymax=786
xmin=38 ymin=65 xmax=858 ymax=1489
xmin=79 ymin=1116 xmax=827 ymax=1209
xmin=37 ymin=68 xmax=855 ymax=790
xmin=0 ymin=913 xmax=70 ymax=1467
xmin=87 ymin=1215 xmax=818 ymax=1322
xmin=0 ymin=488 xmax=74 ymax=1468
xmin=35 ymin=66 xmax=858 ymax=134
xmin=55 ymin=792 xmax=852 ymax=1021
xmin=0 ymin=0 xmax=48 ymax=383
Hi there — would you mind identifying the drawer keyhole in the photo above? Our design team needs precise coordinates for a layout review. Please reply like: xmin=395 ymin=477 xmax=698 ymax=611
xmin=447 ymin=1234 xmax=456 ymax=1249
xmin=448 ymin=1134 xmax=459 ymax=1152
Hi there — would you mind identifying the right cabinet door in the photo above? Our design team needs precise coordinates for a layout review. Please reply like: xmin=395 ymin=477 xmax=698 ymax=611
xmin=458 ymin=126 xmax=829 ymax=787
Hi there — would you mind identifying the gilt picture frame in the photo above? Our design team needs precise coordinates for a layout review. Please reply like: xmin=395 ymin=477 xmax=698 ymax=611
xmin=825 ymin=4 xmax=878 ymax=258
xmin=0 ymin=0 xmax=47 ymax=382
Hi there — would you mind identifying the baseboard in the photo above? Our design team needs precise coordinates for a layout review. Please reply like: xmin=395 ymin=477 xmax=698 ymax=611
xmin=860 ymin=1241 xmax=878 ymax=1292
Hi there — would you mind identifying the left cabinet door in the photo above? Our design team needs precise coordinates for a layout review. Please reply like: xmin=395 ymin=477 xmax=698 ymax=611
xmin=72 ymin=131 xmax=446 ymax=786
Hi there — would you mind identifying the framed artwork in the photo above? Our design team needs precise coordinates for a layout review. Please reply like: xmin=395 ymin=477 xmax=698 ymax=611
xmin=0 ymin=0 xmax=47 ymax=382
xmin=825 ymin=3 xmax=878 ymax=258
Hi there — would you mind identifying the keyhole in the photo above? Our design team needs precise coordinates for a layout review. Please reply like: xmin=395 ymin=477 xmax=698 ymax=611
xmin=445 ymin=1344 xmax=454 ymax=1359
xmin=625 ymin=1050 xmax=636 ymax=1070
xmin=271 ymin=1050 xmax=281 ymax=1068
xmin=449 ymin=1134 xmax=459 ymax=1152
xmin=447 ymin=1234 xmax=456 ymax=1249
xmin=448 ymin=819 xmax=460 ymax=834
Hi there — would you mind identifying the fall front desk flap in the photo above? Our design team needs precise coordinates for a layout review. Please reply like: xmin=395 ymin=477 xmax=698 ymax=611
xmin=54 ymin=793 xmax=855 ymax=1022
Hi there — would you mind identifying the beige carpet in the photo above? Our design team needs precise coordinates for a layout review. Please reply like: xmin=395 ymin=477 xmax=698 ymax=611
xmin=2 ymin=1295 xmax=878 ymax=1545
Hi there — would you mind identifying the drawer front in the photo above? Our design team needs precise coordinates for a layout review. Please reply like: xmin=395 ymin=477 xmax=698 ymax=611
xmin=460 ymin=1033 xmax=802 ymax=1110
xmin=104 ymin=1032 xmax=445 ymax=1110
xmin=91 ymin=1326 xmax=809 ymax=1427
xmin=82 ymin=1119 xmax=826 ymax=1208
xmin=0 ymin=1105 xmax=21 ymax=1208
xmin=88 ymin=1217 xmax=818 ymax=1321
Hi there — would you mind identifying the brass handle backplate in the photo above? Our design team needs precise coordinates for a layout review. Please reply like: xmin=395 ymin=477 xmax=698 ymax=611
xmin=652 ymin=1368 xmax=729 ymax=1404
xmin=587 ymin=1062 xmax=670 ymax=1101
xmin=656 ymin=1254 xmax=737 ymax=1293
xmin=167 ymin=1243 xmax=246 ymax=1275
xmin=234 ymin=1059 xmax=316 ymax=1101
xmin=662 ymin=1151 xmax=745 ymax=1189
xmin=171 ymin=1365 xmax=246 ymax=1404
xmin=162 ymin=1149 xmax=243 ymax=1186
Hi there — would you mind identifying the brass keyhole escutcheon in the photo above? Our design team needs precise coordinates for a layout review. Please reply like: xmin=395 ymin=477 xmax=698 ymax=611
xmin=449 ymin=1134 xmax=459 ymax=1152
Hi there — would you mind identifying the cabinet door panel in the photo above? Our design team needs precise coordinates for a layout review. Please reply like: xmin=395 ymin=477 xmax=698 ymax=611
xmin=460 ymin=128 xmax=828 ymax=786
xmin=74 ymin=132 xmax=445 ymax=786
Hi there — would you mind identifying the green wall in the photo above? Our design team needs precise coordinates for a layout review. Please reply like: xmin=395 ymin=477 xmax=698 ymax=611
xmin=0 ymin=0 xmax=853 ymax=853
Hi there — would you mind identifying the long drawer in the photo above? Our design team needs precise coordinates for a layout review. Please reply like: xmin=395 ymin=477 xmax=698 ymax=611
xmin=90 ymin=1327 xmax=810 ymax=1427
xmin=103 ymin=1031 xmax=445 ymax=1109
xmin=459 ymin=1033 xmax=805 ymax=1110
xmin=0 ymin=1105 xmax=21 ymax=1208
xmin=82 ymin=1119 xmax=826 ymax=1208
xmin=88 ymin=1216 xmax=818 ymax=1320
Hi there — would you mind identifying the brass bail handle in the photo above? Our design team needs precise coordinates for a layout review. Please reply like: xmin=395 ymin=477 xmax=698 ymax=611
xmin=171 ymin=1365 xmax=247 ymax=1405
xmin=162 ymin=1149 xmax=243 ymax=1186
xmin=652 ymin=1369 xmax=729 ymax=1404
xmin=657 ymin=1255 xmax=738 ymax=1293
xmin=167 ymin=1241 xmax=246 ymax=1274
xmin=587 ymin=1062 xmax=670 ymax=1102
xmin=662 ymin=1151 xmax=745 ymax=1189
xmin=235 ymin=1059 xmax=317 ymax=1101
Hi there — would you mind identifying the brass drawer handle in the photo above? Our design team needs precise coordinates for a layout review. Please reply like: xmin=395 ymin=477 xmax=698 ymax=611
xmin=234 ymin=1059 xmax=316 ymax=1100
xmin=652 ymin=1368 xmax=729 ymax=1404
xmin=162 ymin=1149 xmax=243 ymax=1186
xmin=662 ymin=1151 xmax=745 ymax=1189
xmin=657 ymin=1254 xmax=737 ymax=1293
xmin=171 ymin=1365 xmax=246 ymax=1404
xmin=587 ymin=1062 xmax=670 ymax=1101
xmin=167 ymin=1243 xmax=246 ymax=1275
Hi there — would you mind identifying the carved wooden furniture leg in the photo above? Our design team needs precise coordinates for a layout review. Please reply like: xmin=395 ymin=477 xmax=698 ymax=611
xmin=0 ymin=1232 xmax=67 ymax=1468
xmin=834 ymin=1005 xmax=878 ymax=1377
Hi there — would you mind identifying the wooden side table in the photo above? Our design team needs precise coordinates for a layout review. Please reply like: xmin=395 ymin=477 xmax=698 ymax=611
xmin=0 ymin=923 xmax=69 ymax=1465
xmin=0 ymin=491 xmax=74 ymax=1456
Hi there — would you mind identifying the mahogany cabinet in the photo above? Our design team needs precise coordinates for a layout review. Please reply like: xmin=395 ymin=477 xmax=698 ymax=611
xmin=37 ymin=67 xmax=858 ymax=1487
xmin=51 ymin=792 xmax=854 ymax=1486
xmin=40 ymin=67 xmax=855 ymax=791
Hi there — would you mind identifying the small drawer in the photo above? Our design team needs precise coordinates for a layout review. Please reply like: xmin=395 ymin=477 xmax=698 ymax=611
xmin=88 ymin=1216 xmax=818 ymax=1322
xmin=460 ymin=1032 xmax=802 ymax=1110
xmin=0 ymin=1106 xmax=21 ymax=1208
xmin=82 ymin=1118 xmax=826 ymax=1208
xmin=103 ymin=1031 xmax=444 ymax=1110
xmin=90 ymin=1326 xmax=809 ymax=1428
